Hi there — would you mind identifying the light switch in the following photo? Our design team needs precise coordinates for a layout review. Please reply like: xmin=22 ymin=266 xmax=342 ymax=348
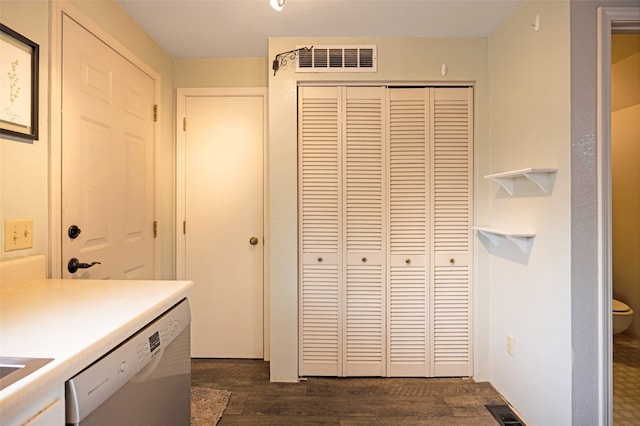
xmin=4 ymin=219 xmax=33 ymax=251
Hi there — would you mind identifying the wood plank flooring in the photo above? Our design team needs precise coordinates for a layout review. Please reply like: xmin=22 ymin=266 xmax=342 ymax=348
xmin=191 ymin=359 xmax=507 ymax=425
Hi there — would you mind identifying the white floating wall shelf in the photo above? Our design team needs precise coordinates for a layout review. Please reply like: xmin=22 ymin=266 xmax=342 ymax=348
xmin=485 ymin=168 xmax=557 ymax=195
xmin=474 ymin=227 xmax=535 ymax=254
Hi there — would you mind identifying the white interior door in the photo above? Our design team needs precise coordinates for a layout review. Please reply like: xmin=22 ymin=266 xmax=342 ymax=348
xmin=61 ymin=15 xmax=155 ymax=280
xmin=182 ymin=93 xmax=264 ymax=358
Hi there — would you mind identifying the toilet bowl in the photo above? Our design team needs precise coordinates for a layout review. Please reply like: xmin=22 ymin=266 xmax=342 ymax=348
xmin=612 ymin=299 xmax=634 ymax=335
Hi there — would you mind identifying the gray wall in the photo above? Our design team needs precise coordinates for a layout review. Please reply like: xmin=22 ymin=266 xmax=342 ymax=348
xmin=570 ymin=1 xmax=640 ymax=424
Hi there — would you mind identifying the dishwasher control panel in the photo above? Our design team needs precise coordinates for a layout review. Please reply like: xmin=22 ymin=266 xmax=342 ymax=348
xmin=65 ymin=299 xmax=191 ymax=424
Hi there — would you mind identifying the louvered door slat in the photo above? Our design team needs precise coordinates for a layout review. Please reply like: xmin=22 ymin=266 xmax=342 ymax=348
xmin=431 ymin=87 xmax=472 ymax=377
xmin=387 ymin=88 xmax=429 ymax=376
xmin=299 ymin=87 xmax=342 ymax=376
xmin=344 ymin=87 xmax=385 ymax=376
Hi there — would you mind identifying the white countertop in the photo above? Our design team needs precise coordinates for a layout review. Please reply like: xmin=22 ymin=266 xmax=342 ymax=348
xmin=0 ymin=277 xmax=193 ymax=423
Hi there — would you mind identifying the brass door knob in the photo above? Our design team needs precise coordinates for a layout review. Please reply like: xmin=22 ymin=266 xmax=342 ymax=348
xmin=249 ymin=236 xmax=259 ymax=245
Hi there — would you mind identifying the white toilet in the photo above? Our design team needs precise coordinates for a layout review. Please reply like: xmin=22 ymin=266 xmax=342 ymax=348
xmin=612 ymin=299 xmax=634 ymax=335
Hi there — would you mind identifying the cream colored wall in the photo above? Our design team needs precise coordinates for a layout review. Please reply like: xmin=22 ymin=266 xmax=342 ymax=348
xmin=175 ymin=58 xmax=268 ymax=87
xmin=267 ymin=36 xmax=492 ymax=382
xmin=0 ymin=1 xmax=50 ymax=263
xmin=488 ymin=1 xmax=571 ymax=424
xmin=612 ymin=34 xmax=640 ymax=338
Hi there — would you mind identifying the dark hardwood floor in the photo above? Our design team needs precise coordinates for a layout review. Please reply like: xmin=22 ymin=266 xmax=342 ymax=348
xmin=191 ymin=359 xmax=507 ymax=425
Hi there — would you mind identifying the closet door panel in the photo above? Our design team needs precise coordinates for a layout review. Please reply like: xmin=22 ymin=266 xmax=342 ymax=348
xmin=345 ymin=261 xmax=384 ymax=375
xmin=431 ymin=87 xmax=473 ymax=377
xmin=343 ymin=87 xmax=386 ymax=376
xmin=299 ymin=86 xmax=342 ymax=376
xmin=387 ymin=88 xmax=430 ymax=377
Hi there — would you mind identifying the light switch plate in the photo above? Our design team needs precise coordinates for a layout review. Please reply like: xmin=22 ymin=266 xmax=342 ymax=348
xmin=5 ymin=219 xmax=33 ymax=251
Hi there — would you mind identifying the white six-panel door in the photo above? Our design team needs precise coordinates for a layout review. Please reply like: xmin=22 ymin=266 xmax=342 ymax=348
xmin=61 ymin=15 xmax=154 ymax=280
xmin=299 ymin=86 xmax=472 ymax=377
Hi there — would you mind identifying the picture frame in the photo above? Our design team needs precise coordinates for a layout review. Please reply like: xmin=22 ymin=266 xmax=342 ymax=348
xmin=0 ymin=23 xmax=39 ymax=140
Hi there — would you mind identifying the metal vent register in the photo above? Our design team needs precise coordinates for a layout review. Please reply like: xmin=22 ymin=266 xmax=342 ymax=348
xmin=485 ymin=404 xmax=526 ymax=426
xmin=296 ymin=45 xmax=377 ymax=72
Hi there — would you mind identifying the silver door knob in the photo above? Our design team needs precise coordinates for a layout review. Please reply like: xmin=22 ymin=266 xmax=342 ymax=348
xmin=249 ymin=236 xmax=259 ymax=245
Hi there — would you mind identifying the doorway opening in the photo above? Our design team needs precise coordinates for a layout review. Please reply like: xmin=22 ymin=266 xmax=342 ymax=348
xmin=597 ymin=7 xmax=640 ymax=424
xmin=610 ymin=22 xmax=640 ymax=425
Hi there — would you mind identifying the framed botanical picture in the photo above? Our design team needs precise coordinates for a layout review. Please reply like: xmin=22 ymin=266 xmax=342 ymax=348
xmin=0 ymin=23 xmax=39 ymax=140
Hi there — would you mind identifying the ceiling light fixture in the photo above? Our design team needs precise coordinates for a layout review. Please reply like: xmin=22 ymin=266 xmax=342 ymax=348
xmin=270 ymin=0 xmax=285 ymax=12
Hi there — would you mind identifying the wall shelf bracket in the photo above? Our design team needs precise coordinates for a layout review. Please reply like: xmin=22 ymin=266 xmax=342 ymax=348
xmin=474 ymin=227 xmax=535 ymax=254
xmin=485 ymin=168 xmax=557 ymax=195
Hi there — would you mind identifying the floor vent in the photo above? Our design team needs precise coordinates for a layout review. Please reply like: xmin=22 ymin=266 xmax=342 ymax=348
xmin=486 ymin=404 xmax=526 ymax=426
xmin=296 ymin=45 xmax=377 ymax=73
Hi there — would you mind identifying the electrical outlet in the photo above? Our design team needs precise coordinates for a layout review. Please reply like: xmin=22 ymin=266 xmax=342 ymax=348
xmin=506 ymin=334 xmax=515 ymax=357
xmin=5 ymin=219 xmax=33 ymax=251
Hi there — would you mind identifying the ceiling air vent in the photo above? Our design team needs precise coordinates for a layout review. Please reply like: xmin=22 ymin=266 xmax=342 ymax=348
xmin=296 ymin=45 xmax=377 ymax=73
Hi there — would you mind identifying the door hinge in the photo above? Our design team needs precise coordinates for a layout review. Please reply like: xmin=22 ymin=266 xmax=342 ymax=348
xmin=153 ymin=105 xmax=158 ymax=122
xmin=183 ymin=117 xmax=187 ymax=131
xmin=183 ymin=220 xmax=186 ymax=235
xmin=153 ymin=221 xmax=158 ymax=238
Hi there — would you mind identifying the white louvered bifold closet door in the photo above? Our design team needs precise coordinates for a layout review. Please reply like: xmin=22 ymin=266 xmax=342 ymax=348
xmin=299 ymin=85 xmax=472 ymax=378
xmin=430 ymin=87 xmax=473 ymax=377
xmin=343 ymin=87 xmax=386 ymax=376
xmin=298 ymin=86 xmax=342 ymax=376
xmin=387 ymin=88 xmax=430 ymax=377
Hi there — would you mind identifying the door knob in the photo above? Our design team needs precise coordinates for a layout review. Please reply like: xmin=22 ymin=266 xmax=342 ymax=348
xmin=68 ymin=225 xmax=82 ymax=239
xmin=68 ymin=258 xmax=101 ymax=274
xmin=249 ymin=236 xmax=259 ymax=246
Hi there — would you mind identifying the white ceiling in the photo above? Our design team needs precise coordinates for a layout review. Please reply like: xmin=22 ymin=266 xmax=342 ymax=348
xmin=116 ymin=0 xmax=524 ymax=59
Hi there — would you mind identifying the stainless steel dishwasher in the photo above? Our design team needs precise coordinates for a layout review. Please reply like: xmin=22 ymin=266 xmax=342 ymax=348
xmin=65 ymin=298 xmax=191 ymax=425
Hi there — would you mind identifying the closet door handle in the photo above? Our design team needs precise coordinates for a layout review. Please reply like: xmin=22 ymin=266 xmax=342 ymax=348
xmin=317 ymin=257 xmax=323 ymax=262
xmin=405 ymin=258 xmax=411 ymax=264
xmin=361 ymin=257 xmax=367 ymax=263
